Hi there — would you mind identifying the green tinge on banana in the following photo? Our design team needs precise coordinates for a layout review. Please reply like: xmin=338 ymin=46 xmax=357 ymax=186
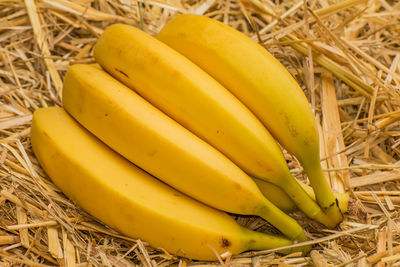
xmin=254 ymin=178 xmax=349 ymax=214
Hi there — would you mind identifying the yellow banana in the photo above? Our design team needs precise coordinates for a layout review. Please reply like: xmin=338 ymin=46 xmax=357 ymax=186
xmin=93 ymin=24 xmax=337 ymax=227
xmin=31 ymin=107 xmax=304 ymax=261
xmin=157 ymin=15 xmax=344 ymax=224
xmin=62 ymin=64 xmax=310 ymax=245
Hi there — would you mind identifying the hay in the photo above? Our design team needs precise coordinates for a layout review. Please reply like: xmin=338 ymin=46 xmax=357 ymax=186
xmin=0 ymin=0 xmax=399 ymax=265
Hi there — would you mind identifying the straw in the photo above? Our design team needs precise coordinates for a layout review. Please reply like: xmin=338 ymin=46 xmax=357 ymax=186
xmin=0 ymin=0 xmax=399 ymax=265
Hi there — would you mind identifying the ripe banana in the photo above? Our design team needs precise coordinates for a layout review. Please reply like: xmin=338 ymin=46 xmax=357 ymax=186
xmin=31 ymin=107 xmax=304 ymax=261
xmin=93 ymin=24 xmax=337 ymax=227
xmin=62 ymin=64 xmax=311 ymax=245
xmin=157 ymin=15 xmax=344 ymax=224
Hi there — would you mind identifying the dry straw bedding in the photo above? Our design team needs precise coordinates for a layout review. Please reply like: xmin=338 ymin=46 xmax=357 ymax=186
xmin=0 ymin=0 xmax=400 ymax=265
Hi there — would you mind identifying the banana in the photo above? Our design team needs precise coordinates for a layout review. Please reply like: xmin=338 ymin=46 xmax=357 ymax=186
xmin=156 ymin=15 xmax=344 ymax=224
xmin=93 ymin=24 xmax=337 ymax=227
xmin=62 ymin=64 xmax=311 ymax=245
xmin=31 ymin=107 xmax=304 ymax=261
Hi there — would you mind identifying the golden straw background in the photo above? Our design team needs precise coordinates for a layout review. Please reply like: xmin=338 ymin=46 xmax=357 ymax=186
xmin=1 ymin=0 xmax=400 ymax=265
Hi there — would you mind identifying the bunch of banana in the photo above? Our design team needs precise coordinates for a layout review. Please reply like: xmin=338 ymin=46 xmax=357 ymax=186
xmin=30 ymin=14 xmax=348 ymax=261
xmin=62 ymin=64 xmax=308 ymax=244
xmin=31 ymin=107 xmax=304 ymax=261
xmin=94 ymin=23 xmax=346 ymax=226
xmin=33 ymin=65 xmax=310 ymax=260
xmin=156 ymin=15 xmax=347 ymax=223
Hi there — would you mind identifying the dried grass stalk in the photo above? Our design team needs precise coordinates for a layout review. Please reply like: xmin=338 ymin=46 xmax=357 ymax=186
xmin=0 ymin=0 xmax=399 ymax=265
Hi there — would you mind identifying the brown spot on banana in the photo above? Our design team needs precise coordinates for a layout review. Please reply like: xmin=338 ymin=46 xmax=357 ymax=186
xmin=114 ymin=68 xmax=129 ymax=79
xmin=147 ymin=150 xmax=157 ymax=157
xmin=287 ymin=123 xmax=299 ymax=138
xmin=220 ymin=237 xmax=231 ymax=248
xmin=234 ymin=183 xmax=242 ymax=190
xmin=280 ymin=111 xmax=299 ymax=138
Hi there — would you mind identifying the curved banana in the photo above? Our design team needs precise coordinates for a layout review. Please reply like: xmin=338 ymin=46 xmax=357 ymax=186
xmin=62 ymin=64 xmax=310 ymax=245
xmin=93 ymin=24 xmax=337 ymax=227
xmin=157 ymin=15 xmax=344 ymax=224
xmin=31 ymin=107 xmax=304 ymax=261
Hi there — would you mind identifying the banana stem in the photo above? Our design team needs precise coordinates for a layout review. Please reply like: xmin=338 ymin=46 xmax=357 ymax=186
xmin=297 ymin=180 xmax=350 ymax=214
xmin=302 ymin=161 xmax=343 ymax=226
xmin=241 ymin=227 xmax=311 ymax=255
xmin=256 ymin=200 xmax=308 ymax=243
xmin=276 ymin=173 xmax=337 ymax=228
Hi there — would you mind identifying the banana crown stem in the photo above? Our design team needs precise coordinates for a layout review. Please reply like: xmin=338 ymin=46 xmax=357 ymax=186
xmin=241 ymin=227 xmax=311 ymax=255
xmin=301 ymin=160 xmax=343 ymax=226
xmin=274 ymin=173 xmax=337 ymax=228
